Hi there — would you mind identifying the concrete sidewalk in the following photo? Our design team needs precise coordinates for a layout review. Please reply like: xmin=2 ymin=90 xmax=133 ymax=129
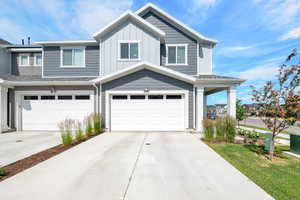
xmin=0 ymin=133 xmax=274 ymax=200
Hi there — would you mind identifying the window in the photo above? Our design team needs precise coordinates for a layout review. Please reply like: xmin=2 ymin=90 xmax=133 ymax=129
xmin=61 ymin=47 xmax=85 ymax=67
xmin=166 ymin=95 xmax=182 ymax=99
xmin=41 ymin=95 xmax=55 ymax=100
xmin=19 ymin=54 xmax=29 ymax=66
xmin=112 ymin=95 xmax=128 ymax=100
xmin=130 ymin=95 xmax=145 ymax=100
xmin=166 ymin=44 xmax=188 ymax=65
xmin=24 ymin=96 xmax=38 ymax=100
xmin=119 ymin=41 xmax=140 ymax=60
xmin=75 ymin=95 xmax=90 ymax=100
xmin=34 ymin=54 xmax=42 ymax=66
xmin=149 ymin=95 xmax=163 ymax=99
xmin=58 ymin=95 xmax=72 ymax=100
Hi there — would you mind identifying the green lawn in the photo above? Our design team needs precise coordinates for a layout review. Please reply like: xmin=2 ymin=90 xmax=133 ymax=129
xmin=208 ymin=143 xmax=300 ymax=200
xmin=239 ymin=124 xmax=295 ymax=135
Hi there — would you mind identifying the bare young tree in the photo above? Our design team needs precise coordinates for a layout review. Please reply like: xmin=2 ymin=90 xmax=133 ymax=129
xmin=251 ymin=49 xmax=300 ymax=160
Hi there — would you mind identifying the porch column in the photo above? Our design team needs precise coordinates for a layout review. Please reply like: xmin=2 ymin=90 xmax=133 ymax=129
xmin=203 ymin=95 xmax=207 ymax=119
xmin=196 ymin=86 xmax=204 ymax=131
xmin=227 ymin=86 xmax=236 ymax=118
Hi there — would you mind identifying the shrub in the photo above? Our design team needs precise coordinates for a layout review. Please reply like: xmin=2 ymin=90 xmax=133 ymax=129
xmin=85 ymin=116 xmax=93 ymax=137
xmin=0 ymin=167 xmax=6 ymax=177
xmin=58 ymin=119 xmax=74 ymax=146
xmin=91 ymin=113 xmax=102 ymax=134
xmin=75 ymin=121 xmax=84 ymax=142
xmin=215 ymin=118 xmax=225 ymax=141
xmin=202 ymin=119 xmax=215 ymax=141
xmin=223 ymin=116 xmax=237 ymax=143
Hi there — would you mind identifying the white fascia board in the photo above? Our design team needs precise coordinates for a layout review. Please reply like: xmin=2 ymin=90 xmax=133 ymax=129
xmin=9 ymin=81 xmax=93 ymax=86
xmin=8 ymin=48 xmax=42 ymax=52
xmin=91 ymin=62 xmax=196 ymax=84
xmin=35 ymin=40 xmax=98 ymax=45
xmin=92 ymin=11 xmax=165 ymax=39
xmin=136 ymin=3 xmax=218 ymax=44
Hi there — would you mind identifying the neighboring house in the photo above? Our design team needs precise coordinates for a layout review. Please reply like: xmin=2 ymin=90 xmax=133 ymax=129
xmin=0 ymin=3 xmax=244 ymax=133
xmin=207 ymin=104 xmax=227 ymax=117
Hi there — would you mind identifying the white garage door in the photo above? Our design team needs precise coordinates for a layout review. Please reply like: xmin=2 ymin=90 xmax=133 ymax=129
xmin=22 ymin=94 xmax=93 ymax=131
xmin=110 ymin=94 xmax=185 ymax=131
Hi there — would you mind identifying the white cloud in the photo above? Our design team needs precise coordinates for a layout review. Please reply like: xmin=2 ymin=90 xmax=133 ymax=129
xmin=191 ymin=0 xmax=218 ymax=9
xmin=238 ymin=65 xmax=279 ymax=82
xmin=254 ymin=0 xmax=300 ymax=29
xmin=0 ymin=19 xmax=28 ymax=43
xmin=279 ymin=27 xmax=300 ymax=41
xmin=219 ymin=45 xmax=255 ymax=55
xmin=0 ymin=0 xmax=133 ymax=43
xmin=73 ymin=0 xmax=133 ymax=35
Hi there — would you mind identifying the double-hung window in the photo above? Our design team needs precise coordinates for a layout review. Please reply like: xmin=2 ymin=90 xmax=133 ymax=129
xmin=119 ymin=41 xmax=140 ymax=60
xmin=19 ymin=54 xmax=30 ymax=66
xmin=34 ymin=54 xmax=42 ymax=66
xmin=166 ymin=44 xmax=188 ymax=65
xmin=61 ymin=47 xmax=85 ymax=67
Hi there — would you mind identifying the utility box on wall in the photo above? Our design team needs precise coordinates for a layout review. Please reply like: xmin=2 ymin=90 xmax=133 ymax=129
xmin=290 ymin=134 xmax=300 ymax=155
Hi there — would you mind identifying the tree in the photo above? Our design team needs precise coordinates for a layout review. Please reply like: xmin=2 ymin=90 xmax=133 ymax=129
xmin=251 ymin=49 xmax=300 ymax=160
xmin=236 ymin=99 xmax=247 ymax=126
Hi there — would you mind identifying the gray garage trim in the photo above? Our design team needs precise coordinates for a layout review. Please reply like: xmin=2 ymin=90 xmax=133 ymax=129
xmin=101 ymin=69 xmax=194 ymax=129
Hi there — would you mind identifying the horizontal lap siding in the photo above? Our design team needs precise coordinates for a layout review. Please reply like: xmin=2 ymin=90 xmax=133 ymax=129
xmin=11 ymin=53 xmax=42 ymax=76
xmin=101 ymin=69 xmax=194 ymax=128
xmin=43 ymin=46 xmax=99 ymax=77
xmin=142 ymin=11 xmax=197 ymax=75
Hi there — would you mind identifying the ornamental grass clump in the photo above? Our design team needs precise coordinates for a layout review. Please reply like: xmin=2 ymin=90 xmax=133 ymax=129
xmin=58 ymin=119 xmax=75 ymax=146
xmin=223 ymin=116 xmax=236 ymax=143
xmin=202 ymin=119 xmax=215 ymax=142
xmin=75 ymin=121 xmax=84 ymax=142
xmin=0 ymin=167 xmax=6 ymax=177
xmin=215 ymin=118 xmax=225 ymax=141
xmin=91 ymin=113 xmax=103 ymax=134
xmin=85 ymin=116 xmax=93 ymax=137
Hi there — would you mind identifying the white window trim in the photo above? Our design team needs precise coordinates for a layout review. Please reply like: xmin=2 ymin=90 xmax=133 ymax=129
xmin=118 ymin=40 xmax=141 ymax=61
xmin=60 ymin=46 xmax=86 ymax=68
xmin=166 ymin=44 xmax=188 ymax=66
xmin=33 ymin=54 xmax=42 ymax=66
xmin=19 ymin=53 xmax=30 ymax=66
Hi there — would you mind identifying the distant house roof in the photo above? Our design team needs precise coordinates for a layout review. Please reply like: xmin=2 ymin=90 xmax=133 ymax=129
xmin=0 ymin=38 xmax=11 ymax=45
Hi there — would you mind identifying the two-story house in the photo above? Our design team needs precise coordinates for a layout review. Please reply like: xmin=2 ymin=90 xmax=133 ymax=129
xmin=0 ymin=3 xmax=244 ymax=133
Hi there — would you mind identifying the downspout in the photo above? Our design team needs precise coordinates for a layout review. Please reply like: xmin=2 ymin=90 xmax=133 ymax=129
xmin=92 ymin=83 xmax=99 ymax=114
xmin=193 ymin=86 xmax=196 ymax=130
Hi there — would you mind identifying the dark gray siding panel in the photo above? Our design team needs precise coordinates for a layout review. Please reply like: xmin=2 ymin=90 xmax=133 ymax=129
xmin=11 ymin=53 xmax=42 ymax=76
xmin=43 ymin=46 xmax=99 ymax=77
xmin=8 ymin=88 xmax=15 ymax=128
xmin=101 ymin=69 xmax=194 ymax=128
xmin=142 ymin=11 xmax=197 ymax=75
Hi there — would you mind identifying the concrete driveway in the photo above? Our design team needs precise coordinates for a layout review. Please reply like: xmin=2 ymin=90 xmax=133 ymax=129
xmin=0 ymin=133 xmax=273 ymax=200
xmin=0 ymin=131 xmax=61 ymax=166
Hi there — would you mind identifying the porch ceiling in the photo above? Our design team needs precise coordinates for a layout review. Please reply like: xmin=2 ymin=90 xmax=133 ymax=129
xmin=204 ymin=87 xmax=227 ymax=95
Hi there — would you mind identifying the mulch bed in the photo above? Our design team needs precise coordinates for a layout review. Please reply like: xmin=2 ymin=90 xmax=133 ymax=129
xmin=0 ymin=133 xmax=101 ymax=182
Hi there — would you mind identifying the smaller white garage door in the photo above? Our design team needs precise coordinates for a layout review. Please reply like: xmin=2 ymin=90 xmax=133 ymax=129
xmin=21 ymin=94 xmax=93 ymax=131
xmin=110 ymin=94 xmax=186 ymax=131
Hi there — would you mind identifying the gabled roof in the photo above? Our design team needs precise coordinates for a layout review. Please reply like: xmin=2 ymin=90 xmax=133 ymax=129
xmin=93 ymin=11 xmax=166 ymax=39
xmin=136 ymin=3 xmax=218 ymax=45
xmin=91 ymin=62 xmax=196 ymax=84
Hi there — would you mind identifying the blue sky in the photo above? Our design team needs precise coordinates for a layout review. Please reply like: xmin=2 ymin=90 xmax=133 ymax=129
xmin=1 ymin=0 xmax=300 ymax=105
